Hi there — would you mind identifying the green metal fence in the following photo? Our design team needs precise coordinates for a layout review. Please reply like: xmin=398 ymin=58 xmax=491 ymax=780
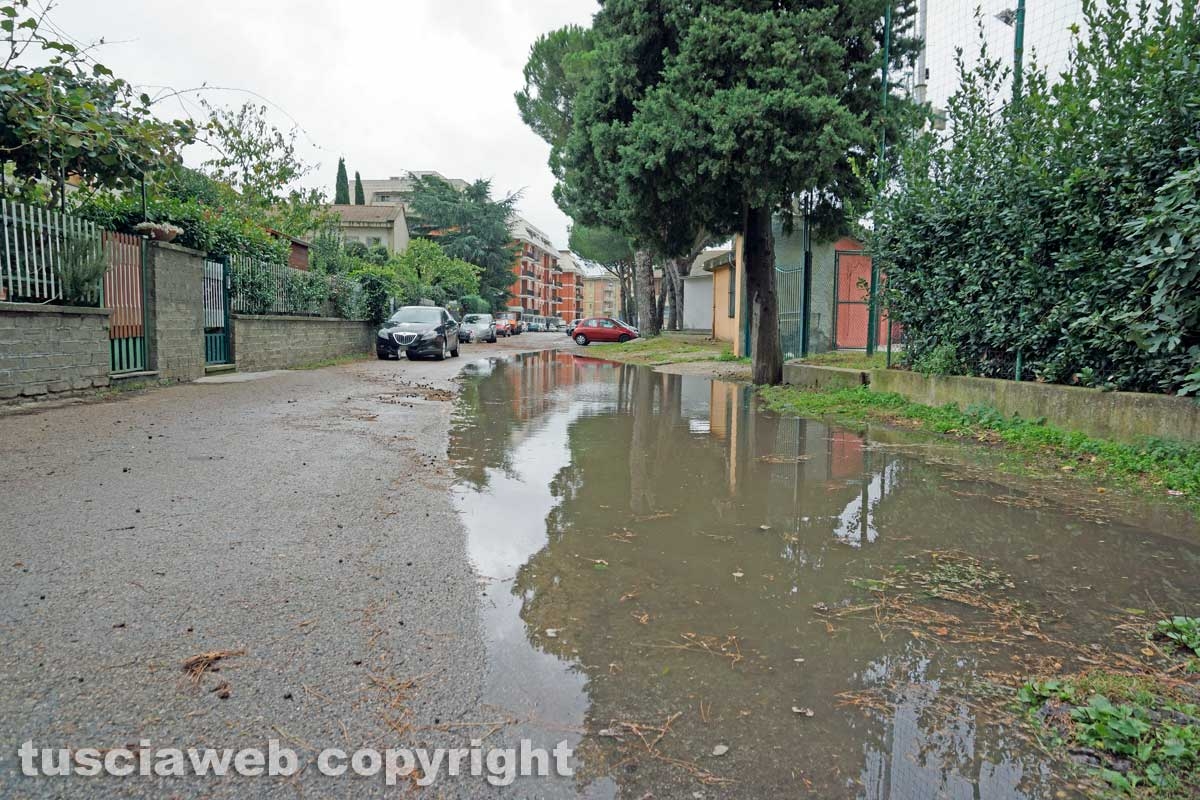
xmin=227 ymin=256 xmax=360 ymax=318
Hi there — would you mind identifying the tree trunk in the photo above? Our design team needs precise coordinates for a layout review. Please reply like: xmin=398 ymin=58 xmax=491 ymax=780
xmin=745 ymin=204 xmax=782 ymax=384
xmin=634 ymin=249 xmax=660 ymax=336
xmin=666 ymin=257 xmax=690 ymax=331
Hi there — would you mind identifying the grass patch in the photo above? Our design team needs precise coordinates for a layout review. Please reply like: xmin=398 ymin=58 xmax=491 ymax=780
xmin=798 ymin=350 xmax=889 ymax=370
xmin=758 ymin=385 xmax=1200 ymax=502
xmin=1018 ymin=664 xmax=1200 ymax=797
xmin=587 ymin=334 xmax=733 ymax=366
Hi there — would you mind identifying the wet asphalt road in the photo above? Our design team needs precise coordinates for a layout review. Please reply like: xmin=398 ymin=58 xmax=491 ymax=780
xmin=0 ymin=333 xmax=574 ymax=799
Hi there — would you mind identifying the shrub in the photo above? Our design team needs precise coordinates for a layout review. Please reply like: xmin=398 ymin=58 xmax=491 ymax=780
xmin=350 ymin=265 xmax=399 ymax=325
xmin=873 ymin=1 xmax=1200 ymax=395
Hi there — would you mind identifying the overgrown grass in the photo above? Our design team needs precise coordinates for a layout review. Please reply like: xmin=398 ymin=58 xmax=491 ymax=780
xmin=758 ymin=385 xmax=1200 ymax=501
xmin=798 ymin=350 xmax=889 ymax=370
xmin=587 ymin=334 xmax=733 ymax=366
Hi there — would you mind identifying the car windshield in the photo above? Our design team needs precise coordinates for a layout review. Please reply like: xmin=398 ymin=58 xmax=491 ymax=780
xmin=388 ymin=308 xmax=442 ymax=325
xmin=463 ymin=315 xmax=491 ymax=324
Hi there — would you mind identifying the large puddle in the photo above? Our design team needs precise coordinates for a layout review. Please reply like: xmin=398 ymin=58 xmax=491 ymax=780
xmin=449 ymin=351 xmax=1200 ymax=799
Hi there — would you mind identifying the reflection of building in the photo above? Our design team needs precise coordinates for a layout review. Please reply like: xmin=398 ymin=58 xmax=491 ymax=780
xmin=508 ymin=217 xmax=560 ymax=318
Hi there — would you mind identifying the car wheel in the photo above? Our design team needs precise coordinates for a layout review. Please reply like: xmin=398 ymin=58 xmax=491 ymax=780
xmin=451 ymin=338 xmax=460 ymax=357
xmin=617 ymin=334 xmax=631 ymax=343
xmin=377 ymin=351 xmax=389 ymax=360
xmin=405 ymin=351 xmax=417 ymax=360
xmin=435 ymin=337 xmax=448 ymax=361
xmin=574 ymin=334 xmax=589 ymax=346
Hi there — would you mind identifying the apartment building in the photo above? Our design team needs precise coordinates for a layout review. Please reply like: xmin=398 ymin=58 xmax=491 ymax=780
xmin=507 ymin=216 xmax=561 ymax=318
xmin=581 ymin=266 xmax=621 ymax=319
xmin=556 ymin=251 xmax=584 ymax=323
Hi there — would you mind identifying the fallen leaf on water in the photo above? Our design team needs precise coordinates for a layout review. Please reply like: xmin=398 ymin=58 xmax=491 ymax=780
xmin=732 ymin=571 xmax=744 ymax=578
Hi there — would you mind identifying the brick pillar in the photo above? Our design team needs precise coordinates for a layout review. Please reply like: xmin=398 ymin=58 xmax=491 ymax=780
xmin=144 ymin=242 xmax=207 ymax=382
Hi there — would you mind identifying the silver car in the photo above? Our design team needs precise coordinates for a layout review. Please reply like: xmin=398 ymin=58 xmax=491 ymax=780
xmin=460 ymin=313 xmax=498 ymax=343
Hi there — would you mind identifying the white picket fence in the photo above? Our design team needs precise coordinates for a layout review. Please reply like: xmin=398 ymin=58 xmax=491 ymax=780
xmin=0 ymin=198 xmax=101 ymax=303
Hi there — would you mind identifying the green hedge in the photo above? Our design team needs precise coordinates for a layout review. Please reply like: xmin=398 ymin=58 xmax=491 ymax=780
xmin=873 ymin=1 xmax=1200 ymax=396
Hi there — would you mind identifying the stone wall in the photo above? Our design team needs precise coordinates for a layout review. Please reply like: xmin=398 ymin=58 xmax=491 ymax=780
xmin=144 ymin=242 xmax=206 ymax=382
xmin=0 ymin=302 xmax=111 ymax=401
xmin=231 ymin=314 xmax=373 ymax=372
xmin=782 ymin=362 xmax=870 ymax=391
xmin=870 ymin=368 xmax=1200 ymax=445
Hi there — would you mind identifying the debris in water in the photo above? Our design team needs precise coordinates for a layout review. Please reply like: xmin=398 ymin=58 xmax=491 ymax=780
xmin=711 ymin=744 xmax=729 ymax=757
xmin=791 ymin=706 xmax=814 ymax=717
xmin=545 ymin=628 xmax=559 ymax=638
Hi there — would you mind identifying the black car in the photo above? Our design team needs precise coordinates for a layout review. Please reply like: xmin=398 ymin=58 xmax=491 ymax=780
xmin=376 ymin=306 xmax=460 ymax=361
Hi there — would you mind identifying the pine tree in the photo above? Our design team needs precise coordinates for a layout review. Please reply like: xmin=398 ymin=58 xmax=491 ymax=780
xmin=334 ymin=157 xmax=350 ymax=205
xmin=354 ymin=171 xmax=365 ymax=205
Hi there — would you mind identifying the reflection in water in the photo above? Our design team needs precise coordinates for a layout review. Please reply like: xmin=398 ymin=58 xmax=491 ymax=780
xmin=450 ymin=351 xmax=1200 ymax=799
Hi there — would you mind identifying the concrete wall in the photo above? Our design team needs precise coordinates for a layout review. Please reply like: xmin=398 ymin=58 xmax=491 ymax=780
xmin=144 ymin=242 xmax=206 ymax=382
xmin=683 ymin=273 xmax=713 ymax=332
xmin=232 ymin=314 xmax=373 ymax=372
xmin=0 ymin=302 xmax=111 ymax=400
xmin=871 ymin=368 xmax=1200 ymax=445
xmin=783 ymin=362 xmax=870 ymax=391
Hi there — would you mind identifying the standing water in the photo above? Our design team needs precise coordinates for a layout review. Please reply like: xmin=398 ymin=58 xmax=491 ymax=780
xmin=450 ymin=351 xmax=1200 ymax=799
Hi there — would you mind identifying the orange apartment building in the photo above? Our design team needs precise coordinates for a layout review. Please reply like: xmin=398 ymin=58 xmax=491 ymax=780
xmin=556 ymin=250 xmax=583 ymax=323
xmin=507 ymin=217 xmax=561 ymax=319
xmin=581 ymin=268 xmax=621 ymax=319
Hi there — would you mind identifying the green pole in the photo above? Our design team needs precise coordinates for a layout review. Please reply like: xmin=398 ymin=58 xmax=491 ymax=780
xmin=886 ymin=309 xmax=893 ymax=367
xmin=869 ymin=3 xmax=892 ymax=358
xmin=1012 ymin=0 xmax=1026 ymax=101
xmin=800 ymin=196 xmax=812 ymax=357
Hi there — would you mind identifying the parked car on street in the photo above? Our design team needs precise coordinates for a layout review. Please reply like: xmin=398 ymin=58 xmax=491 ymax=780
xmin=460 ymin=313 xmax=498 ymax=343
xmin=566 ymin=318 xmax=582 ymax=336
xmin=527 ymin=321 xmax=545 ymax=332
xmin=493 ymin=317 xmax=514 ymax=337
xmin=571 ymin=317 xmax=639 ymax=345
xmin=376 ymin=306 xmax=460 ymax=360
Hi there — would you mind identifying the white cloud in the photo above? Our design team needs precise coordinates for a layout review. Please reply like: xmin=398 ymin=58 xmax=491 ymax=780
xmin=54 ymin=0 xmax=596 ymax=248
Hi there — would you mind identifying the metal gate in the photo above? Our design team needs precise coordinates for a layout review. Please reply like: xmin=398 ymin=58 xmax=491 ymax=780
xmin=203 ymin=258 xmax=232 ymax=365
xmin=102 ymin=231 xmax=147 ymax=373
xmin=776 ymin=265 xmax=805 ymax=360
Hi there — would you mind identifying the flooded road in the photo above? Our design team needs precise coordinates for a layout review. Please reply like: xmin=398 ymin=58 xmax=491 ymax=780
xmin=449 ymin=351 xmax=1200 ymax=799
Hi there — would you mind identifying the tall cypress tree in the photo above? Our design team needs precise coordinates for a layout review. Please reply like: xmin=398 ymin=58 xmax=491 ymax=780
xmin=334 ymin=157 xmax=350 ymax=205
xmin=354 ymin=171 xmax=365 ymax=205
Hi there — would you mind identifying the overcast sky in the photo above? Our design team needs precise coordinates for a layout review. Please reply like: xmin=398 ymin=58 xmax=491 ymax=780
xmin=54 ymin=0 xmax=597 ymax=248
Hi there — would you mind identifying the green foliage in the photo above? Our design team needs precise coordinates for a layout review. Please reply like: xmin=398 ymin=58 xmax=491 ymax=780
xmin=394 ymin=238 xmax=480 ymax=303
xmin=334 ymin=157 xmax=349 ymax=205
xmin=514 ymin=24 xmax=596 ymax=180
xmin=873 ymin=1 xmax=1200 ymax=395
xmin=228 ymin=267 xmax=274 ymax=315
xmin=77 ymin=193 xmax=287 ymax=263
xmin=350 ymin=265 xmax=398 ymax=325
xmin=568 ymin=223 xmax=633 ymax=266
xmin=459 ymin=294 xmax=490 ymax=314
xmin=353 ymin=171 xmax=365 ymax=205
xmin=911 ymin=342 xmax=965 ymax=376
xmin=0 ymin=0 xmax=195 ymax=206
xmin=404 ymin=175 xmax=518 ymax=310
xmin=53 ymin=232 xmax=106 ymax=306
xmin=757 ymin=385 xmax=1200 ymax=501
xmin=1156 ymin=617 xmax=1200 ymax=655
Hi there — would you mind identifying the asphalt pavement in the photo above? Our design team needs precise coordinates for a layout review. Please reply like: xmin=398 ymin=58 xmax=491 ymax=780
xmin=0 ymin=332 xmax=574 ymax=798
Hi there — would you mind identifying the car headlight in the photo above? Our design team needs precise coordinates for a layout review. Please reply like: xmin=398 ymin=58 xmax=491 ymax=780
xmin=377 ymin=329 xmax=390 ymax=339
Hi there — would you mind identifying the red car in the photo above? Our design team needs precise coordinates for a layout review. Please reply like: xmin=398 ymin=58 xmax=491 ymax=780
xmin=572 ymin=317 xmax=639 ymax=345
